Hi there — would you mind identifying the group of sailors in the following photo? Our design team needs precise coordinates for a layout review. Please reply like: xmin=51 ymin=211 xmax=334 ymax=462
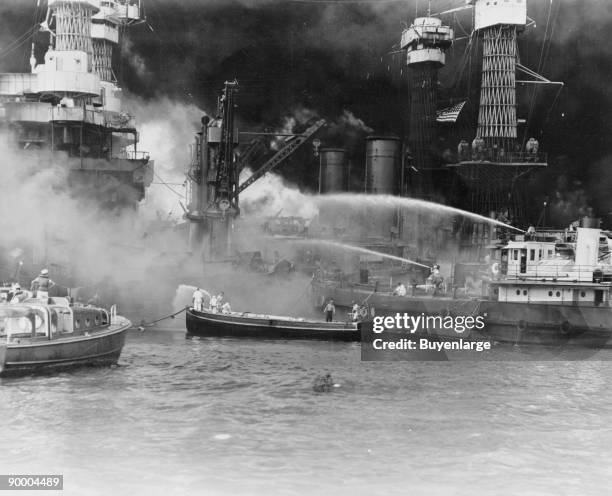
xmin=192 ymin=288 xmax=232 ymax=314
xmin=457 ymin=137 xmax=540 ymax=162
xmin=1 ymin=269 xmax=55 ymax=304
xmin=322 ymin=298 xmax=371 ymax=323
xmin=390 ymin=265 xmax=445 ymax=297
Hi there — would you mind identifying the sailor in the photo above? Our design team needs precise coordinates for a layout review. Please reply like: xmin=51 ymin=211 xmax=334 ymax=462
xmin=10 ymin=284 xmax=27 ymax=304
xmin=457 ymin=139 xmax=470 ymax=161
xmin=472 ymin=137 xmax=485 ymax=160
xmin=30 ymin=269 xmax=55 ymax=300
xmin=313 ymin=373 xmax=335 ymax=393
xmin=526 ymin=137 xmax=539 ymax=156
xmin=192 ymin=288 xmax=204 ymax=312
xmin=525 ymin=225 xmax=536 ymax=240
xmin=216 ymin=292 xmax=225 ymax=307
xmin=210 ymin=293 xmax=218 ymax=313
xmin=323 ymin=299 xmax=336 ymax=322
xmin=351 ymin=301 xmax=360 ymax=321
xmin=221 ymin=301 xmax=232 ymax=314
xmin=397 ymin=282 xmax=407 ymax=296
xmin=428 ymin=265 xmax=444 ymax=295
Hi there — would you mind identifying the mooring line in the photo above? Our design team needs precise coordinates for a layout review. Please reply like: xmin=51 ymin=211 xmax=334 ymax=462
xmin=131 ymin=307 xmax=188 ymax=331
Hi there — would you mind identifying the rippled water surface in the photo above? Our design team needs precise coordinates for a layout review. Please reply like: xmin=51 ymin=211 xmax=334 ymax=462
xmin=2 ymin=317 xmax=612 ymax=496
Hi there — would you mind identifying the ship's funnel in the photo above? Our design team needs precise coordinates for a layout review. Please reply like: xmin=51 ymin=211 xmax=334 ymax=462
xmin=575 ymin=228 xmax=600 ymax=268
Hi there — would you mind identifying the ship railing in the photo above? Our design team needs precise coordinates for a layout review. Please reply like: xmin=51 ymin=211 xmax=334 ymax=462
xmin=114 ymin=150 xmax=150 ymax=161
xmin=502 ymin=264 xmax=609 ymax=282
xmin=457 ymin=150 xmax=548 ymax=165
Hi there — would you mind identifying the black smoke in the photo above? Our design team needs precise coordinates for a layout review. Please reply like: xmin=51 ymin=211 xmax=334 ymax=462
xmin=2 ymin=0 xmax=612 ymax=226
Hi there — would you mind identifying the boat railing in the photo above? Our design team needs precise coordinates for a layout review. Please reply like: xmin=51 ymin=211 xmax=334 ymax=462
xmin=501 ymin=264 xmax=608 ymax=282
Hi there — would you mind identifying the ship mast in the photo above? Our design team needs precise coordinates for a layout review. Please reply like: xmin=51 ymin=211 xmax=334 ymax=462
xmin=400 ymin=13 xmax=453 ymax=199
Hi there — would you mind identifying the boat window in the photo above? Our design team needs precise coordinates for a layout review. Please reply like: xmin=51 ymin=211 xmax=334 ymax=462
xmin=581 ymin=291 xmax=586 ymax=298
xmin=548 ymin=291 xmax=553 ymax=297
xmin=513 ymin=250 xmax=518 ymax=261
xmin=95 ymin=315 xmax=100 ymax=325
xmin=529 ymin=250 xmax=535 ymax=261
xmin=85 ymin=317 xmax=91 ymax=327
xmin=0 ymin=307 xmax=48 ymax=340
xmin=515 ymin=289 xmax=520 ymax=295
xmin=556 ymin=291 xmax=561 ymax=297
xmin=523 ymin=290 xmax=528 ymax=296
xmin=75 ymin=319 xmax=81 ymax=330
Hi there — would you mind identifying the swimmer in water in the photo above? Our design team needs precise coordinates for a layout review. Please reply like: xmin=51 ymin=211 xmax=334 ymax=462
xmin=313 ymin=373 xmax=336 ymax=392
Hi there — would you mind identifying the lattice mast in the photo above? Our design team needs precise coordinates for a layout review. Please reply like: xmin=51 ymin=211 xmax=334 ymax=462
xmin=91 ymin=1 xmax=143 ymax=82
xmin=471 ymin=0 xmax=526 ymax=153
xmin=401 ymin=16 xmax=453 ymax=176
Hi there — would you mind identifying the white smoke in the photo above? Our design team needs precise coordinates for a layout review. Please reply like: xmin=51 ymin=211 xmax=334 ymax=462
xmin=239 ymin=167 xmax=318 ymax=219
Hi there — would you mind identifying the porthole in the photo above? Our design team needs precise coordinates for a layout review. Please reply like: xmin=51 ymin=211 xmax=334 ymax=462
xmin=548 ymin=291 xmax=553 ymax=297
xmin=581 ymin=291 xmax=586 ymax=298
xmin=516 ymin=289 xmax=520 ymax=295
xmin=556 ymin=291 xmax=561 ymax=297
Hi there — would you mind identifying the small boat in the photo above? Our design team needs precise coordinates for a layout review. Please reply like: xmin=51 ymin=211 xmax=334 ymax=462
xmin=0 ymin=297 xmax=131 ymax=377
xmin=186 ymin=307 xmax=361 ymax=341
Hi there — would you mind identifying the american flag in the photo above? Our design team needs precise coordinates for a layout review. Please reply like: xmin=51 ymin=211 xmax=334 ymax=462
xmin=436 ymin=101 xmax=466 ymax=123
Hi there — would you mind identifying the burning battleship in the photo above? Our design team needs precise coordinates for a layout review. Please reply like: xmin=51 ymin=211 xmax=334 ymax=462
xmin=0 ymin=0 xmax=153 ymax=208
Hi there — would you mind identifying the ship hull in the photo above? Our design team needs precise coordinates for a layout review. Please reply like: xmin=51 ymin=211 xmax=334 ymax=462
xmin=312 ymin=282 xmax=612 ymax=347
xmin=479 ymin=301 xmax=612 ymax=347
xmin=186 ymin=308 xmax=361 ymax=341
xmin=1 ymin=318 xmax=130 ymax=377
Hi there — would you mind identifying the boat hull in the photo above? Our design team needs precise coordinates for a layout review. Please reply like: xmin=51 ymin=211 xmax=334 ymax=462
xmin=479 ymin=301 xmax=612 ymax=347
xmin=186 ymin=308 xmax=360 ymax=341
xmin=1 ymin=318 xmax=130 ymax=377
xmin=313 ymin=282 xmax=612 ymax=347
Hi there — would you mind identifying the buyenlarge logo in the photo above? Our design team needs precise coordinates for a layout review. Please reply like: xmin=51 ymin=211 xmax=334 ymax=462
xmin=372 ymin=313 xmax=486 ymax=335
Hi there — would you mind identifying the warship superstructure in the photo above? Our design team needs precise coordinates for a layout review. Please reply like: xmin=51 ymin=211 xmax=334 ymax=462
xmin=0 ymin=0 xmax=153 ymax=208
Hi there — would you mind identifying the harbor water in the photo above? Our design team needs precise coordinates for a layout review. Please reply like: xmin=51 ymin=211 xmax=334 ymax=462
xmin=1 ymin=316 xmax=612 ymax=496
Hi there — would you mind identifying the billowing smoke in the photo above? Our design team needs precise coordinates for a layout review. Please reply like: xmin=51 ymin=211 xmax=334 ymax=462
xmin=124 ymin=95 xmax=206 ymax=219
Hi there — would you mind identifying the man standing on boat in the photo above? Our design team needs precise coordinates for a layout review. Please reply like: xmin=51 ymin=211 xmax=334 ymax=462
xmin=210 ymin=293 xmax=218 ymax=313
xmin=192 ymin=288 xmax=204 ymax=311
xmin=30 ymin=269 xmax=55 ymax=300
xmin=323 ymin=299 xmax=336 ymax=322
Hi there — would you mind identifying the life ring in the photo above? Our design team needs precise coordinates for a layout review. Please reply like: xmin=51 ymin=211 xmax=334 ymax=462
xmin=517 ymin=320 xmax=527 ymax=332
xmin=559 ymin=320 xmax=572 ymax=335
xmin=491 ymin=262 xmax=500 ymax=276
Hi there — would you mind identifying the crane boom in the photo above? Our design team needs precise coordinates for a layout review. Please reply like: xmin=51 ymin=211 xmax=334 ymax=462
xmin=237 ymin=119 xmax=326 ymax=194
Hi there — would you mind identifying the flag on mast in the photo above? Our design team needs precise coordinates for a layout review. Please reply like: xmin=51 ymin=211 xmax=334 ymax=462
xmin=436 ymin=101 xmax=466 ymax=123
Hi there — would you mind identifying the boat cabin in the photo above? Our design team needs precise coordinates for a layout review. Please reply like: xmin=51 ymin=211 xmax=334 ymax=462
xmin=0 ymin=298 xmax=111 ymax=343
xmin=501 ymin=228 xmax=605 ymax=283
xmin=492 ymin=228 xmax=612 ymax=306
xmin=493 ymin=280 xmax=610 ymax=307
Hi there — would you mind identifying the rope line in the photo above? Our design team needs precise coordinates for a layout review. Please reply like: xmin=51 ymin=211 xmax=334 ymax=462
xmin=133 ymin=306 xmax=187 ymax=329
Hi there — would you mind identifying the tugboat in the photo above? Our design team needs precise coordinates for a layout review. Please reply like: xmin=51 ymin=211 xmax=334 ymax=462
xmin=0 ymin=297 xmax=131 ymax=376
xmin=312 ymin=228 xmax=612 ymax=347
xmin=479 ymin=227 xmax=612 ymax=346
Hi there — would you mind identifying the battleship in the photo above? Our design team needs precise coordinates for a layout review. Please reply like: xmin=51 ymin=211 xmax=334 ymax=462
xmin=0 ymin=0 xmax=153 ymax=208
xmin=175 ymin=0 xmax=612 ymax=347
